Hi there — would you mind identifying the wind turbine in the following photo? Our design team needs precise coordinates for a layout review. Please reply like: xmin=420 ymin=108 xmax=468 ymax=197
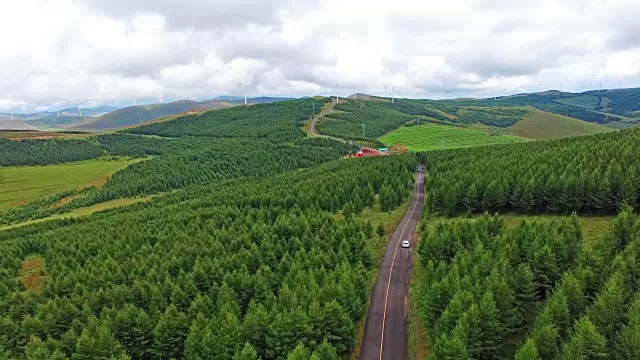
xmin=133 ymin=98 xmax=137 ymax=106
xmin=10 ymin=113 xmax=13 ymax=120
xmin=78 ymin=107 xmax=82 ymax=116
xmin=560 ymin=83 xmax=563 ymax=91
xmin=243 ymin=84 xmax=248 ymax=105
xmin=391 ymin=87 xmax=395 ymax=103
xmin=57 ymin=111 xmax=60 ymax=118
xmin=336 ymin=84 xmax=339 ymax=104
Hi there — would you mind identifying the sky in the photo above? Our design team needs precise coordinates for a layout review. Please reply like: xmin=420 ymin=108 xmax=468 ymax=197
xmin=1 ymin=0 xmax=640 ymax=112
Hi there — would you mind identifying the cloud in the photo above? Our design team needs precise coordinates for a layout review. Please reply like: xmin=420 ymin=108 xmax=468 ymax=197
xmin=2 ymin=0 xmax=640 ymax=111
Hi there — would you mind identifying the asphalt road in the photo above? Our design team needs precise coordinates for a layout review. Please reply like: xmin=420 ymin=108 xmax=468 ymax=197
xmin=359 ymin=167 xmax=425 ymax=360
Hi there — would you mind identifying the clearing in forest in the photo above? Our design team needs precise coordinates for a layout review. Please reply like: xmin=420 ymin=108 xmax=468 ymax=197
xmin=380 ymin=122 xmax=523 ymax=151
xmin=19 ymin=255 xmax=47 ymax=291
xmin=0 ymin=158 xmax=138 ymax=210
xmin=507 ymin=108 xmax=612 ymax=140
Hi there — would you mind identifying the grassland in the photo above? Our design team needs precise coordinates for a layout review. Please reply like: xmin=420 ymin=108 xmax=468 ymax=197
xmin=0 ymin=158 xmax=138 ymax=209
xmin=380 ymin=122 xmax=524 ymax=151
xmin=507 ymin=108 xmax=613 ymax=140
xmin=0 ymin=131 xmax=89 ymax=139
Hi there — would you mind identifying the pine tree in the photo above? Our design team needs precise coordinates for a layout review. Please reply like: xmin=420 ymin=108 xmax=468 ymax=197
xmin=463 ymin=184 xmax=478 ymax=212
xmin=514 ymin=338 xmax=540 ymax=360
xmin=587 ymin=272 xmax=627 ymax=341
xmin=318 ymin=301 xmax=355 ymax=355
xmin=431 ymin=332 xmax=469 ymax=360
xmin=72 ymin=325 xmax=129 ymax=360
xmin=25 ymin=337 xmax=67 ymax=360
xmin=287 ymin=343 xmax=310 ymax=360
xmin=559 ymin=316 xmax=607 ymax=360
xmin=613 ymin=297 xmax=640 ymax=360
xmin=310 ymin=339 xmax=339 ymax=360
xmin=531 ymin=323 xmax=559 ymax=360
xmin=477 ymin=292 xmax=504 ymax=359
xmin=233 ymin=343 xmax=259 ymax=360
xmin=512 ymin=263 xmax=537 ymax=326
xmin=153 ymin=304 xmax=189 ymax=359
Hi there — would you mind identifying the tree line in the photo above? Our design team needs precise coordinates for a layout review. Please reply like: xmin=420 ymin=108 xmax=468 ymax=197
xmin=317 ymin=101 xmax=413 ymax=142
xmin=0 ymin=138 xmax=103 ymax=166
xmin=425 ymin=128 xmax=640 ymax=216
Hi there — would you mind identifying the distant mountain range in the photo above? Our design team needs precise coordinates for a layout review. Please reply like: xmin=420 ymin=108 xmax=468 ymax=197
xmin=0 ymin=97 xmax=295 ymax=131
xmin=68 ymin=97 xmax=294 ymax=131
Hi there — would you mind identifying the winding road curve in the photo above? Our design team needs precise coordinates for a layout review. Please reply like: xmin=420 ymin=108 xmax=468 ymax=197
xmin=360 ymin=167 xmax=425 ymax=360
xmin=309 ymin=98 xmax=385 ymax=155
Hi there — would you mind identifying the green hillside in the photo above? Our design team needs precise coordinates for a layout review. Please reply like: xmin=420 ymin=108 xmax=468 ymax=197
xmin=70 ymin=101 xmax=233 ymax=130
xmin=380 ymin=122 xmax=523 ymax=151
xmin=555 ymin=94 xmax=600 ymax=110
xmin=507 ymin=108 xmax=612 ymax=140
xmin=425 ymin=87 xmax=640 ymax=125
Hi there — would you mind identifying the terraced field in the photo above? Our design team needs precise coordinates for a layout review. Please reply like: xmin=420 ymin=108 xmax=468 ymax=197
xmin=380 ymin=122 xmax=524 ymax=151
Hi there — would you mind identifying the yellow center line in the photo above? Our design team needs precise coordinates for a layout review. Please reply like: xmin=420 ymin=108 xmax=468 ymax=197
xmin=379 ymin=171 xmax=423 ymax=360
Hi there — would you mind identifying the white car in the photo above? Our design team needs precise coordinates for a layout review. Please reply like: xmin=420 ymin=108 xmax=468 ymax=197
xmin=401 ymin=240 xmax=410 ymax=248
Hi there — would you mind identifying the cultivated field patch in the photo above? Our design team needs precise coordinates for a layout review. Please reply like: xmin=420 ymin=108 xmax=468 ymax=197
xmin=380 ymin=122 xmax=523 ymax=151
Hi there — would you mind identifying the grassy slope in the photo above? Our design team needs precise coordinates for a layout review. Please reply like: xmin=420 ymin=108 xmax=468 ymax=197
xmin=380 ymin=122 xmax=524 ymax=151
xmin=555 ymin=94 xmax=600 ymax=110
xmin=0 ymin=196 xmax=155 ymax=231
xmin=70 ymin=101 xmax=233 ymax=131
xmin=0 ymin=131 xmax=90 ymax=139
xmin=407 ymin=212 xmax=613 ymax=359
xmin=0 ymin=158 xmax=138 ymax=209
xmin=507 ymin=108 xmax=612 ymax=140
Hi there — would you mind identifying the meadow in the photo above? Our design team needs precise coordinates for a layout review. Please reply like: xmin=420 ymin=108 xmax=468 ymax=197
xmin=507 ymin=108 xmax=612 ymax=140
xmin=380 ymin=122 xmax=523 ymax=151
xmin=0 ymin=157 xmax=137 ymax=209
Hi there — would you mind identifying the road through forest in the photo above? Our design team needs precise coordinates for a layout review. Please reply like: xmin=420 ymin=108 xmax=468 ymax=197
xmin=359 ymin=167 xmax=425 ymax=360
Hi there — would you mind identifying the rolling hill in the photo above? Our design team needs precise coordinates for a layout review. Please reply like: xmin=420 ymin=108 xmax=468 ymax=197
xmin=69 ymin=100 xmax=233 ymax=130
xmin=68 ymin=97 xmax=295 ymax=131
xmin=507 ymin=108 xmax=613 ymax=139
xmin=428 ymin=87 xmax=640 ymax=125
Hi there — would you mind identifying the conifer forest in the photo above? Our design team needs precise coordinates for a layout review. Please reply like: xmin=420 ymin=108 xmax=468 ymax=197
xmin=2 ymin=96 xmax=640 ymax=360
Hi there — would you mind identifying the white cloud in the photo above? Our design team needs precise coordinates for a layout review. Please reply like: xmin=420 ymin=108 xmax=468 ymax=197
xmin=1 ymin=0 xmax=640 ymax=111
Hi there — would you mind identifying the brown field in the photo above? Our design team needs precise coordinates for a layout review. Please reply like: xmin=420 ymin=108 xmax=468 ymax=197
xmin=0 ymin=130 xmax=90 ymax=140
xmin=19 ymin=255 xmax=48 ymax=291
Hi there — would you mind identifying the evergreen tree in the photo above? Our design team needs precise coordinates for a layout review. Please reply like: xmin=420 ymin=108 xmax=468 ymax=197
xmin=286 ymin=343 xmax=310 ymax=360
xmin=233 ymin=343 xmax=259 ymax=360
xmin=72 ymin=325 xmax=129 ymax=360
xmin=153 ymin=304 xmax=189 ymax=359
xmin=559 ymin=316 xmax=607 ymax=360
xmin=514 ymin=339 xmax=540 ymax=360
xmin=310 ymin=340 xmax=339 ymax=360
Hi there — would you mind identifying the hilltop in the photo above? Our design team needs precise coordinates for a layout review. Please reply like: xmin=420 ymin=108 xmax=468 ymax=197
xmin=68 ymin=97 xmax=295 ymax=131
